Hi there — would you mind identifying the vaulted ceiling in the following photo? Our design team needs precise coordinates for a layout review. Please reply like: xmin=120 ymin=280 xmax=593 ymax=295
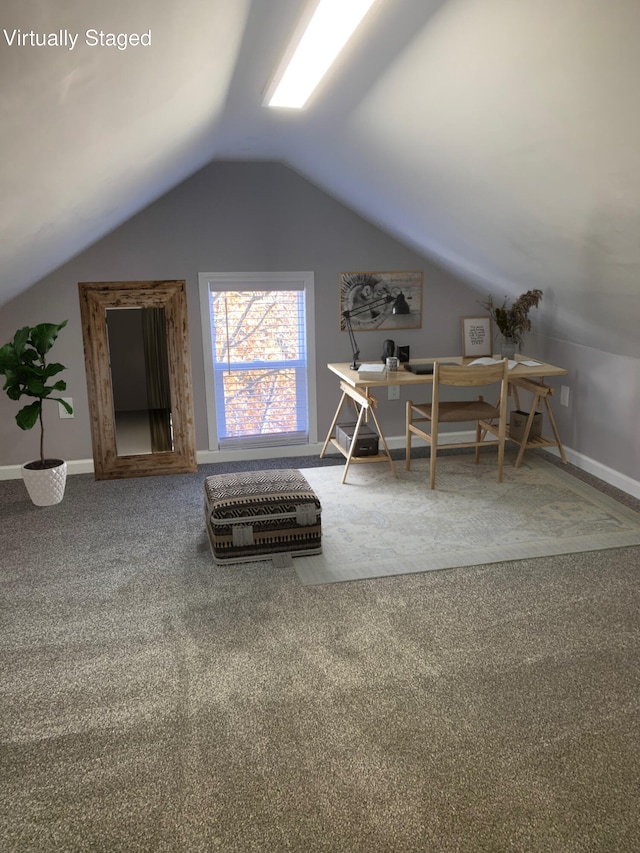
xmin=2 ymin=0 xmax=639 ymax=356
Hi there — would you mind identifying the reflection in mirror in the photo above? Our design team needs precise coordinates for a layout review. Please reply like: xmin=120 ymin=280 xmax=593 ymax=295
xmin=107 ymin=307 xmax=174 ymax=456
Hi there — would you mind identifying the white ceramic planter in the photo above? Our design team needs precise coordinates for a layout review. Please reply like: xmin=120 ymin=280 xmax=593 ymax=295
xmin=21 ymin=459 xmax=68 ymax=506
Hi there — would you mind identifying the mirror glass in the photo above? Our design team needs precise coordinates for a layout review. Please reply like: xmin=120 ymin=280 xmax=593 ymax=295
xmin=106 ymin=306 xmax=174 ymax=456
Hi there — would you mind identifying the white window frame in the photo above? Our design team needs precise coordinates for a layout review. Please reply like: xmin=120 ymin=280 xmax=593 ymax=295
xmin=198 ymin=271 xmax=318 ymax=455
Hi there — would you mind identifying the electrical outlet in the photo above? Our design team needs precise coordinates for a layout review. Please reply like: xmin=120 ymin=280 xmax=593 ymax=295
xmin=560 ymin=385 xmax=570 ymax=407
xmin=58 ymin=397 xmax=74 ymax=418
xmin=388 ymin=385 xmax=400 ymax=401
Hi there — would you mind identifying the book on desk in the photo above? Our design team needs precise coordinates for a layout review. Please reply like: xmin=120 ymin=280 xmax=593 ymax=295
xmin=468 ymin=357 xmax=543 ymax=370
xmin=357 ymin=362 xmax=387 ymax=380
xmin=402 ymin=358 xmax=546 ymax=373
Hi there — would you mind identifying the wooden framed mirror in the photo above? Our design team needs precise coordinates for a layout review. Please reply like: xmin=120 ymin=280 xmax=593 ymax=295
xmin=78 ymin=280 xmax=197 ymax=479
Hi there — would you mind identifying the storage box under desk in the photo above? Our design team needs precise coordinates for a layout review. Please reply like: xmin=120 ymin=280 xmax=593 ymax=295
xmin=509 ymin=409 xmax=542 ymax=443
xmin=335 ymin=421 xmax=379 ymax=457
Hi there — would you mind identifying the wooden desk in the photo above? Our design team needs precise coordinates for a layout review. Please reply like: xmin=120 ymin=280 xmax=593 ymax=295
xmin=321 ymin=356 xmax=568 ymax=482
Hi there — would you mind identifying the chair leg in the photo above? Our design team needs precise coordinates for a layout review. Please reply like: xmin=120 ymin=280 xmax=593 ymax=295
xmin=497 ymin=436 xmax=505 ymax=482
xmin=475 ymin=421 xmax=481 ymax=464
xmin=429 ymin=421 xmax=438 ymax=489
xmin=405 ymin=401 xmax=412 ymax=470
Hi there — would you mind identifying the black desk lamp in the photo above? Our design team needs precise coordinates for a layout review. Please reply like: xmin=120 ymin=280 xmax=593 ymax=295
xmin=342 ymin=292 xmax=411 ymax=370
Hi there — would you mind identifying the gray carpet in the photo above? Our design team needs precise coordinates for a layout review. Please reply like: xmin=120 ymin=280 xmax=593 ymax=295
xmin=1 ymin=451 xmax=639 ymax=852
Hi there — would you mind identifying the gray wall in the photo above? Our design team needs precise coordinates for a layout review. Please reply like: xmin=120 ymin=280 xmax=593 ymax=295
xmin=0 ymin=161 xmax=637 ymax=491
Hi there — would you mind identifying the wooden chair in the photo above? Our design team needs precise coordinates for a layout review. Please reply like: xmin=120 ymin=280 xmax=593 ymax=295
xmin=406 ymin=359 xmax=509 ymax=489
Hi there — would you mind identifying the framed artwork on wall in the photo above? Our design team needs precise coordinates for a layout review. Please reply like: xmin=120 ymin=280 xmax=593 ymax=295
xmin=339 ymin=270 xmax=423 ymax=331
xmin=461 ymin=315 xmax=493 ymax=358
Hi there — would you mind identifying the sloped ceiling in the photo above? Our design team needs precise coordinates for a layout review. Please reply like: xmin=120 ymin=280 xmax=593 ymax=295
xmin=2 ymin=0 xmax=639 ymax=356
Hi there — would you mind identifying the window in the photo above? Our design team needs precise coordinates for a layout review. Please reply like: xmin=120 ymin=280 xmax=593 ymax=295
xmin=199 ymin=272 xmax=317 ymax=453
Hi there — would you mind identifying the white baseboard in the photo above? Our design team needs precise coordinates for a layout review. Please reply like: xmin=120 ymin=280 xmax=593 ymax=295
xmin=545 ymin=446 xmax=640 ymax=500
xmin=195 ymin=430 xmax=485 ymax=463
xmin=1 ymin=440 xmax=638 ymax=500
xmin=0 ymin=459 xmax=95 ymax=481
xmin=196 ymin=444 xmax=332 ymax=465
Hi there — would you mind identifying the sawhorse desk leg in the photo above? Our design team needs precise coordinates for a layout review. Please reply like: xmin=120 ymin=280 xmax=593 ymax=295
xmin=510 ymin=378 xmax=567 ymax=468
xmin=320 ymin=381 xmax=397 ymax=483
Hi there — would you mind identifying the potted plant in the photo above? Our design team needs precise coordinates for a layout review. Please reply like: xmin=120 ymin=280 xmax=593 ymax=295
xmin=0 ymin=320 xmax=73 ymax=505
xmin=479 ymin=289 xmax=543 ymax=356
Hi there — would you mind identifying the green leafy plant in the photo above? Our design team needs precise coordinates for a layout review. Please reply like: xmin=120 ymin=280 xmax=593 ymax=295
xmin=479 ymin=289 xmax=543 ymax=347
xmin=0 ymin=321 xmax=73 ymax=468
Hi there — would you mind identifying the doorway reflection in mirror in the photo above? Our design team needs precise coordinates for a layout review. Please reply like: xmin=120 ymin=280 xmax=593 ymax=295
xmin=106 ymin=307 xmax=174 ymax=456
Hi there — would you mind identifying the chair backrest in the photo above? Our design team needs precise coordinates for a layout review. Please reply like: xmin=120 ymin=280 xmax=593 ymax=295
xmin=434 ymin=359 xmax=509 ymax=388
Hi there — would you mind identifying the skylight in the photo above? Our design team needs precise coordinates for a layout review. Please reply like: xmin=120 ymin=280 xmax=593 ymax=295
xmin=265 ymin=0 xmax=377 ymax=109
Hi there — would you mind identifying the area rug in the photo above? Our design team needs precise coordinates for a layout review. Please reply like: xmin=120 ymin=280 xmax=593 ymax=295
xmin=292 ymin=452 xmax=640 ymax=585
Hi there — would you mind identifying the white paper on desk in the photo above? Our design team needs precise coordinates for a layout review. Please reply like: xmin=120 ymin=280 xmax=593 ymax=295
xmin=358 ymin=363 xmax=386 ymax=375
xmin=469 ymin=357 xmax=518 ymax=370
xmin=519 ymin=359 xmax=543 ymax=366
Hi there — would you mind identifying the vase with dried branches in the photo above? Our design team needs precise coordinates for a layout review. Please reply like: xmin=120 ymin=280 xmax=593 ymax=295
xmin=479 ymin=289 xmax=543 ymax=356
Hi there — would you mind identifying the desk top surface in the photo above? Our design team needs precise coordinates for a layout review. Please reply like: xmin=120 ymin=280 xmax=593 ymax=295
xmin=328 ymin=355 xmax=568 ymax=387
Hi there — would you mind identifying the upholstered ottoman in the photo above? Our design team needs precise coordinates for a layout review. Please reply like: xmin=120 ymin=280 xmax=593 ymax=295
xmin=204 ymin=469 xmax=322 ymax=564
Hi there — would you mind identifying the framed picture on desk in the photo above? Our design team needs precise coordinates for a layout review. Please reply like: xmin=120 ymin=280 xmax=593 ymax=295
xmin=461 ymin=316 xmax=493 ymax=357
